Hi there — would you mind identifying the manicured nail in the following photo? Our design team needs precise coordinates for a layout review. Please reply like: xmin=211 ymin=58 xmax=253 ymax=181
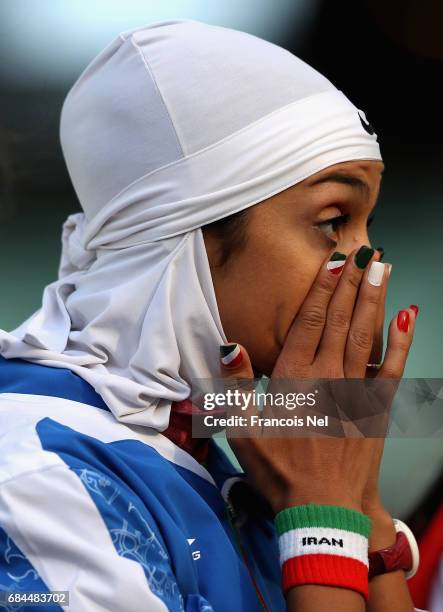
xmin=386 ymin=263 xmax=393 ymax=277
xmin=397 ymin=310 xmax=410 ymax=333
xmin=220 ymin=343 xmax=243 ymax=368
xmin=409 ymin=304 xmax=419 ymax=317
xmin=327 ymin=251 xmax=346 ymax=274
xmin=368 ymin=261 xmax=385 ymax=286
xmin=355 ymin=245 xmax=375 ymax=269
xmin=376 ymin=247 xmax=385 ymax=261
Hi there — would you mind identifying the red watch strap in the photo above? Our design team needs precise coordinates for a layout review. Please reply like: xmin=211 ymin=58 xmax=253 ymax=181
xmin=368 ymin=531 xmax=413 ymax=579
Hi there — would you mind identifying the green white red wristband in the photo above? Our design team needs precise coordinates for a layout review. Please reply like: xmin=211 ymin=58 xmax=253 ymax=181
xmin=274 ymin=504 xmax=372 ymax=601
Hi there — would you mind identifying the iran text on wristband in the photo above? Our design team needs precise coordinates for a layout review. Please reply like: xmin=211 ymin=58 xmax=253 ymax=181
xmin=274 ymin=504 xmax=372 ymax=601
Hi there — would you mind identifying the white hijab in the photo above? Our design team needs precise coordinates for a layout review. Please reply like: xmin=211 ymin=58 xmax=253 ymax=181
xmin=0 ymin=19 xmax=382 ymax=430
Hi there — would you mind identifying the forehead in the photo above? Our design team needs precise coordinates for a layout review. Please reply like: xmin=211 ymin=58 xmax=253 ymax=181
xmin=283 ymin=160 xmax=384 ymax=199
xmin=310 ymin=160 xmax=385 ymax=180
xmin=255 ymin=160 xmax=384 ymax=212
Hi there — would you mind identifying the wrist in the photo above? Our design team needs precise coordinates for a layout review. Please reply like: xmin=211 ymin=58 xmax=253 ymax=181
xmin=365 ymin=507 xmax=396 ymax=552
xmin=362 ymin=493 xmax=387 ymax=518
xmin=274 ymin=488 xmax=362 ymax=515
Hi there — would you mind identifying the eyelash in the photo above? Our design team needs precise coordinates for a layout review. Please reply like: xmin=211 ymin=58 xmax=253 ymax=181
xmin=317 ymin=212 xmax=376 ymax=240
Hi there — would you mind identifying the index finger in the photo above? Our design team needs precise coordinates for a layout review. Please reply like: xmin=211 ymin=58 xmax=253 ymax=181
xmin=275 ymin=251 xmax=347 ymax=371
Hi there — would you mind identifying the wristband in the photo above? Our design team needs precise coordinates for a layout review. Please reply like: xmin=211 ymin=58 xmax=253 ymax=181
xmin=274 ymin=504 xmax=372 ymax=601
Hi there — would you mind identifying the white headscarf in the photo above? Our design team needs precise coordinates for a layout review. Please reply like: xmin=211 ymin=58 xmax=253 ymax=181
xmin=0 ymin=18 xmax=382 ymax=430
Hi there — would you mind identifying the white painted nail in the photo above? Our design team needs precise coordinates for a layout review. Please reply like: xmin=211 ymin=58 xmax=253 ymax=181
xmin=386 ymin=263 xmax=393 ymax=277
xmin=368 ymin=261 xmax=385 ymax=286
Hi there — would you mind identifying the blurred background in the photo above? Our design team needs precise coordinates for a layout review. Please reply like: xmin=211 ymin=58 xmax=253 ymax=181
xmin=1 ymin=1 xmax=442 ymax=607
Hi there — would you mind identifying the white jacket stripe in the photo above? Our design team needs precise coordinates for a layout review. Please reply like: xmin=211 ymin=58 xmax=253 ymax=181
xmin=0 ymin=420 xmax=168 ymax=612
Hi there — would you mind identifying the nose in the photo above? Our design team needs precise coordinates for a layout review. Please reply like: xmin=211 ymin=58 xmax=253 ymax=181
xmin=337 ymin=228 xmax=372 ymax=256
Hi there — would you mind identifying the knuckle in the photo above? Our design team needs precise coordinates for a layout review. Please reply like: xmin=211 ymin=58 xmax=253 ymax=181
xmin=327 ymin=308 xmax=350 ymax=331
xmin=316 ymin=274 xmax=336 ymax=295
xmin=392 ymin=341 xmax=410 ymax=357
xmin=381 ymin=365 xmax=402 ymax=378
xmin=345 ymin=273 xmax=361 ymax=291
xmin=315 ymin=358 xmax=343 ymax=378
xmin=349 ymin=326 xmax=373 ymax=351
xmin=273 ymin=351 xmax=311 ymax=378
xmin=364 ymin=290 xmax=381 ymax=307
xmin=298 ymin=307 xmax=325 ymax=330
xmin=277 ymin=361 xmax=311 ymax=379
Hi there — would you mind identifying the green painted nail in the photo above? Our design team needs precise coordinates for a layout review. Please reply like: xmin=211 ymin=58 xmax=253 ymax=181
xmin=329 ymin=251 xmax=347 ymax=261
xmin=376 ymin=246 xmax=385 ymax=261
xmin=355 ymin=245 xmax=374 ymax=269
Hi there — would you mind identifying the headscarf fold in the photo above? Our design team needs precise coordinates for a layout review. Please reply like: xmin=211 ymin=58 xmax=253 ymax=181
xmin=0 ymin=19 xmax=382 ymax=430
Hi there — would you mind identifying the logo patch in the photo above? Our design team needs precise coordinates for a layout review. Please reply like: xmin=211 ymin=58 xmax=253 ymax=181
xmin=358 ymin=111 xmax=375 ymax=136
xmin=187 ymin=538 xmax=201 ymax=560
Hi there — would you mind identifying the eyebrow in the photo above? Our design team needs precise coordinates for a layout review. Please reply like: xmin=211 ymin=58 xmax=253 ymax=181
xmin=309 ymin=172 xmax=373 ymax=198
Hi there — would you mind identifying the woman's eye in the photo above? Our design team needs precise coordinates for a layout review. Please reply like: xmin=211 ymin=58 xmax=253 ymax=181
xmin=317 ymin=214 xmax=350 ymax=239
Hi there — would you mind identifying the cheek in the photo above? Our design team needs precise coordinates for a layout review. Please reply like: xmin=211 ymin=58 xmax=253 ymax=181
xmin=209 ymin=223 xmax=330 ymax=375
xmin=240 ymin=233 xmax=325 ymax=372
xmin=272 ymin=245 xmax=323 ymax=347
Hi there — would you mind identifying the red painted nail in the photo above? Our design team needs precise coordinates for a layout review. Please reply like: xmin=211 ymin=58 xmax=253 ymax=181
xmin=397 ymin=310 xmax=410 ymax=333
xmin=409 ymin=304 xmax=419 ymax=317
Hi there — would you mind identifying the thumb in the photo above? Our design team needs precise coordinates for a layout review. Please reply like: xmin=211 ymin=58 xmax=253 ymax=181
xmin=219 ymin=343 xmax=254 ymax=379
xmin=219 ymin=343 xmax=258 ymax=441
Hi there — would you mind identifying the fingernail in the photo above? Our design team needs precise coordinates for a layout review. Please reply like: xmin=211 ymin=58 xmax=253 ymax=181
xmin=368 ymin=261 xmax=385 ymax=286
xmin=409 ymin=304 xmax=419 ymax=317
xmin=327 ymin=251 xmax=346 ymax=274
xmin=376 ymin=246 xmax=385 ymax=261
xmin=355 ymin=245 xmax=375 ymax=269
xmin=386 ymin=263 xmax=393 ymax=277
xmin=220 ymin=343 xmax=243 ymax=368
xmin=397 ymin=310 xmax=410 ymax=333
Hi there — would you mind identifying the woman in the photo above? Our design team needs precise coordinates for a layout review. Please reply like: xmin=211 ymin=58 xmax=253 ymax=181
xmin=0 ymin=19 xmax=423 ymax=611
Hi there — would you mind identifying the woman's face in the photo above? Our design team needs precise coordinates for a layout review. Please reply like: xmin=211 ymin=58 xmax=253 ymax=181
xmin=204 ymin=159 xmax=385 ymax=376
